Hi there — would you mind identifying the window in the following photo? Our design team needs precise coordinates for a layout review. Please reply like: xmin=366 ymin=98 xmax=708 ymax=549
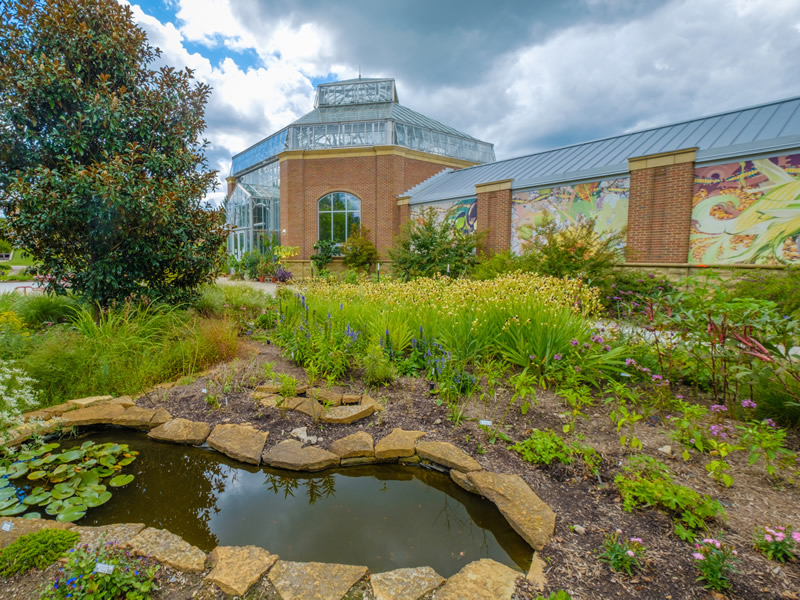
xmin=318 ymin=192 xmax=361 ymax=243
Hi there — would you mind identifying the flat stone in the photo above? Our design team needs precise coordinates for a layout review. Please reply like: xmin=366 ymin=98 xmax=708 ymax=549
xmin=269 ymin=560 xmax=367 ymax=600
xmin=658 ymin=445 xmax=673 ymax=456
xmin=107 ymin=395 xmax=136 ymax=408
xmin=127 ymin=527 xmax=206 ymax=572
xmin=375 ymin=429 xmax=426 ymax=460
xmin=468 ymin=471 xmax=556 ymax=551
xmin=256 ymin=384 xmax=281 ymax=394
xmin=148 ymin=418 xmax=211 ymax=445
xmin=416 ymin=441 xmax=482 ymax=473
xmin=329 ymin=432 xmax=374 ymax=458
xmin=320 ymin=403 xmax=375 ymax=424
xmin=257 ymin=394 xmax=282 ymax=408
xmin=149 ymin=407 xmax=172 ymax=427
xmin=526 ymin=555 xmax=547 ymax=591
xmin=112 ymin=406 xmax=157 ymax=429
xmin=361 ymin=394 xmax=383 ymax=411
xmin=60 ymin=403 xmax=124 ymax=427
xmin=450 ymin=469 xmax=477 ymax=493
xmin=341 ymin=456 xmax=378 ymax=466
xmin=0 ymin=425 xmax=32 ymax=447
xmin=23 ymin=402 xmax=74 ymax=420
xmin=310 ymin=388 xmax=342 ymax=406
xmin=207 ymin=423 xmax=268 ymax=464
xmin=399 ymin=455 xmax=420 ymax=465
xmin=341 ymin=394 xmax=362 ymax=405
xmin=0 ymin=518 xmax=74 ymax=549
xmin=435 ymin=559 xmax=520 ymax=600
xmin=371 ymin=566 xmax=444 ymax=600
xmin=67 ymin=395 xmax=113 ymax=409
xmin=295 ymin=385 xmax=308 ymax=396
xmin=75 ymin=523 xmax=146 ymax=550
xmin=281 ymin=396 xmax=308 ymax=410
xmin=295 ymin=398 xmax=325 ymax=419
xmin=206 ymin=545 xmax=279 ymax=596
xmin=262 ymin=440 xmax=339 ymax=472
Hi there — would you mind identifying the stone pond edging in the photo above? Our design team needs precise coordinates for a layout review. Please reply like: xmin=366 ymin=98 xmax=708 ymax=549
xmin=2 ymin=394 xmax=556 ymax=599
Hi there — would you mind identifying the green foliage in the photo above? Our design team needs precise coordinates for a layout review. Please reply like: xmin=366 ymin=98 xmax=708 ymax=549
xmin=753 ymin=525 xmax=797 ymax=563
xmin=729 ymin=267 xmax=800 ymax=318
xmin=0 ymin=0 xmax=226 ymax=307
xmin=470 ymin=251 xmax=521 ymax=280
xmin=0 ymin=528 xmax=80 ymax=577
xmin=276 ymin=373 xmax=298 ymax=399
xmin=597 ymin=530 xmax=646 ymax=576
xmin=615 ymin=456 xmax=725 ymax=539
xmin=511 ymin=429 xmax=573 ymax=465
xmin=241 ymin=251 xmax=262 ymax=280
xmin=360 ymin=342 xmax=396 ymax=387
xmin=389 ymin=208 xmax=485 ymax=280
xmin=535 ymin=593 xmax=572 ymax=600
xmin=311 ymin=239 xmax=338 ymax=273
xmin=0 ymin=239 xmax=11 ymax=254
xmin=692 ymin=537 xmax=738 ymax=592
xmin=341 ymin=227 xmax=378 ymax=272
xmin=11 ymin=294 xmax=81 ymax=328
xmin=602 ymin=269 xmax=676 ymax=313
xmin=40 ymin=540 xmax=159 ymax=599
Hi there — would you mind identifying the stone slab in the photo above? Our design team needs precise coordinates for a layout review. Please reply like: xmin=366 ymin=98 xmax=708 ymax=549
xmin=371 ymin=566 xmax=444 ymax=600
xmin=127 ymin=527 xmax=206 ymax=572
xmin=310 ymin=388 xmax=342 ymax=406
xmin=269 ymin=560 xmax=367 ymax=600
xmin=361 ymin=394 xmax=383 ymax=412
xmin=435 ymin=559 xmax=520 ymax=600
xmin=262 ymin=440 xmax=340 ymax=472
xmin=60 ymin=403 xmax=125 ymax=427
xmin=148 ymin=418 xmax=211 ymax=445
xmin=416 ymin=441 xmax=482 ymax=472
xmin=106 ymin=396 xmax=136 ymax=408
xmin=450 ymin=469 xmax=477 ymax=493
xmin=329 ymin=432 xmax=374 ymax=458
xmin=257 ymin=394 xmax=282 ymax=408
xmin=341 ymin=394 xmax=362 ymax=405
xmin=526 ymin=555 xmax=547 ymax=591
xmin=112 ymin=406 xmax=157 ymax=429
xmin=67 ymin=395 xmax=113 ymax=409
xmin=0 ymin=518 xmax=74 ymax=549
xmin=295 ymin=398 xmax=325 ymax=420
xmin=206 ymin=545 xmax=279 ymax=596
xmin=75 ymin=523 xmax=146 ymax=550
xmin=256 ymin=384 xmax=281 ymax=394
xmin=149 ymin=407 xmax=172 ymax=427
xmin=375 ymin=429 xmax=426 ymax=460
xmin=340 ymin=456 xmax=378 ymax=467
xmin=207 ymin=423 xmax=268 ymax=464
xmin=468 ymin=471 xmax=556 ymax=551
xmin=320 ymin=403 xmax=375 ymax=424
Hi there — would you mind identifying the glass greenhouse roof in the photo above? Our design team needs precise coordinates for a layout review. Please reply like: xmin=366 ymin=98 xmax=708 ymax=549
xmin=231 ymin=78 xmax=495 ymax=176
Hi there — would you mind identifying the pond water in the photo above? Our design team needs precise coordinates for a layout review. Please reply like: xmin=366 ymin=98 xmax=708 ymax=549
xmin=46 ymin=430 xmax=533 ymax=576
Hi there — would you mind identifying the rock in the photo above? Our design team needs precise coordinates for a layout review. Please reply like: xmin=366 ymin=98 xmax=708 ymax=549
xmin=148 ymin=418 xmax=211 ymax=445
xmin=433 ymin=418 xmax=442 ymax=425
xmin=361 ymin=394 xmax=383 ymax=411
xmin=295 ymin=398 xmax=325 ymax=420
xmin=207 ymin=423 xmax=268 ymax=464
xmin=310 ymin=388 xmax=342 ymax=406
xmin=657 ymin=445 xmax=673 ymax=457
xmin=149 ymin=407 xmax=172 ymax=427
xmin=341 ymin=394 xmax=362 ymax=404
xmin=399 ymin=455 xmax=421 ymax=465
xmin=75 ymin=523 xmax=146 ymax=550
xmin=341 ymin=456 xmax=378 ymax=466
xmin=295 ymin=385 xmax=308 ymax=396
xmin=468 ymin=471 xmax=556 ymax=551
xmin=112 ymin=406 xmax=157 ymax=430
xmin=526 ymin=555 xmax=547 ymax=591
xmin=256 ymin=384 xmax=281 ymax=394
xmin=206 ymin=545 xmax=279 ymax=596
xmin=269 ymin=560 xmax=367 ymax=600
xmin=320 ymin=403 xmax=375 ymax=424
xmin=371 ymin=566 xmax=444 ymax=600
xmin=572 ymin=524 xmax=586 ymax=535
xmin=0 ymin=425 xmax=32 ymax=447
xmin=450 ymin=469 xmax=477 ymax=493
xmin=375 ymin=429 xmax=426 ymax=460
xmin=329 ymin=432 xmax=374 ymax=458
xmin=262 ymin=440 xmax=339 ymax=471
xmin=435 ymin=559 xmax=520 ymax=600
xmin=416 ymin=441 xmax=482 ymax=473
xmin=0 ymin=518 xmax=74 ymax=549
xmin=61 ymin=403 xmax=125 ymax=427
xmin=291 ymin=427 xmax=312 ymax=443
xmin=281 ymin=397 xmax=308 ymax=410
xmin=257 ymin=394 xmax=282 ymax=408
xmin=67 ymin=395 xmax=113 ymax=409
xmin=107 ymin=395 xmax=136 ymax=408
xmin=126 ymin=527 xmax=206 ymax=572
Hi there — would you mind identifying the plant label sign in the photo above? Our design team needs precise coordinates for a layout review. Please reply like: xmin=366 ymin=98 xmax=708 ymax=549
xmin=94 ymin=562 xmax=115 ymax=574
xmin=0 ymin=522 xmax=13 ymax=532
xmin=479 ymin=420 xmax=493 ymax=427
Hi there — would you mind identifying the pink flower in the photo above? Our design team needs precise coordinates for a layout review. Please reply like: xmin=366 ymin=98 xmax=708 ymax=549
xmin=776 ymin=532 xmax=785 ymax=542
xmin=793 ymin=532 xmax=800 ymax=543
xmin=626 ymin=550 xmax=635 ymax=557
xmin=692 ymin=553 xmax=704 ymax=560
xmin=765 ymin=534 xmax=773 ymax=542
xmin=630 ymin=537 xmax=643 ymax=543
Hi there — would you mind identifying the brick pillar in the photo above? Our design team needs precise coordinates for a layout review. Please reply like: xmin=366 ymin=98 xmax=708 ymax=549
xmin=627 ymin=148 xmax=696 ymax=263
xmin=396 ymin=196 xmax=411 ymax=233
xmin=475 ymin=179 xmax=513 ymax=254
xmin=280 ymin=157 xmax=307 ymax=257
xmin=225 ymin=176 xmax=237 ymax=200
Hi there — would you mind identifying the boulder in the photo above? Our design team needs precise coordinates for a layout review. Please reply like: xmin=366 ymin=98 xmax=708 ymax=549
xmin=148 ymin=418 xmax=211 ymax=445
xmin=60 ymin=403 xmax=125 ymax=427
xmin=149 ymin=407 xmax=172 ymax=427
xmin=434 ymin=559 xmax=520 ymax=600
xmin=112 ymin=406 xmax=158 ymax=430
xmin=370 ymin=566 xmax=444 ymax=600
xmin=256 ymin=384 xmax=281 ymax=394
xmin=526 ymin=555 xmax=547 ymax=591
xmin=269 ymin=560 xmax=367 ymax=600
xmin=206 ymin=545 xmax=279 ymax=596
xmin=294 ymin=398 xmax=325 ymax=420
xmin=416 ymin=441 xmax=481 ymax=472
xmin=126 ymin=527 xmax=206 ymax=572
xmin=262 ymin=440 xmax=339 ymax=472
xmin=75 ymin=523 xmax=146 ymax=550
xmin=375 ymin=429 xmax=425 ymax=460
xmin=320 ymin=403 xmax=375 ymax=424
xmin=467 ymin=471 xmax=556 ymax=551
xmin=257 ymin=394 xmax=282 ymax=408
xmin=329 ymin=432 xmax=374 ymax=458
xmin=67 ymin=395 xmax=113 ymax=409
xmin=450 ymin=469 xmax=477 ymax=493
xmin=207 ymin=423 xmax=268 ymax=464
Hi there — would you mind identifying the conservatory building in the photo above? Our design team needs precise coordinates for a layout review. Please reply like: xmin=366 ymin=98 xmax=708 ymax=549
xmin=225 ymin=77 xmax=495 ymax=263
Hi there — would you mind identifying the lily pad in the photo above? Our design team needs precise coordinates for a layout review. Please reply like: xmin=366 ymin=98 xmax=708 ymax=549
xmin=26 ymin=470 xmax=47 ymax=481
xmin=57 ymin=450 xmax=84 ymax=463
xmin=23 ymin=492 xmax=50 ymax=505
xmin=7 ymin=463 xmax=29 ymax=479
xmin=45 ymin=500 xmax=65 ymax=516
xmin=94 ymin=467 xmax=115 ymax=477
xmin=51 ymin=483 xmax=76 ymax=500
xmin=84 ymin=491 xmax=112 ymax=508
xmin=0 ymin=503 xmax=27 ymax=516
xmin=0 ymin=498 xmax=18 ymax=511
xmin=109 ymin=474 xmax=134 ymax=487
xmin=56 ymin=507 xmax=86 ymax=523
xmin=23 ymin=512 xmax=41 ymax=520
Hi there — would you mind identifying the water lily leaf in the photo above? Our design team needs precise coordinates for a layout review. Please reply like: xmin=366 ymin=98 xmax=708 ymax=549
xmin=109 ymin=474 xmax=134 ymax=487
xmin=58 ymin=450 xmax=83 ymax=463
xmin=27 ymin=470 xmax=47 ymax=481
xmin=117 ymin=457 xmax=136 ymax=466
xmin=42 ymin=454 xmax=60 ymax=464
xmin=99 ymin=457 xmax=116 ymax=468
xmin=80 ymin=441 xmax=94 ymax=450
xmin=94 ymin=467 xmax=115 ymax=477
xmin=29 ymin=458 xmax=44 ymax=468
xmin=23 ymin=492 xmax=50 ymax=505
xmin=45 ymin=500 xmax=65 ymax=515
xmin=0 ymin=503 xmax=27 ymax=516
xmin=23 ymin=512 xmax=41 ymax=520
xmin=51 ymin=483 xmax=76 ymax=500
xmin=62 ymin=498 xmax=86 ymax=509
xmin=7 ymin=463 xmax=29 ymax=479
xmin=0 ymin=498 xmax=18 ymax=511
xmin=84 ymin=491 xmax=112 ymax=507
xmin=56 ymin=507 xmax=86 ymax=523
xmin=0 ymin=487 xmax=16 ymax=501
xmin=52 ymin=464 xmax=69 ymax=476
xmin=78 ymin=471 xmax=100 ymax=487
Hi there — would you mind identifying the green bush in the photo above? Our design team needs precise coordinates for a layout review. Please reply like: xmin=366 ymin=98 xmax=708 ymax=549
xmin=471 ymin=251 xmax=520 ymax=280
xmin=510 ymin=429 xmax=573 ymax=465
xmin=601 ymin=270 xmax=676 ymax=311
xmin=0 ymin=239 xmax=11 ymax=254
xmin=12 ymin=294 xmax=82 ymax=328
xmin=361 ymin=342 xmax=396 ymax=386
xmin=729 ymin=267 xmax=800 ymax=318
xmin=389 ymin=208 xmax=485 ymax=280
xmin=311 ymin=239 xmax=338 ymax=273
xmin=0 ymin=529 xmax=79 ymax=577
xmin=341 ymin=227 xmax=378 ymax=272
xmin=241 ymin=250 xmax=262 ymax=280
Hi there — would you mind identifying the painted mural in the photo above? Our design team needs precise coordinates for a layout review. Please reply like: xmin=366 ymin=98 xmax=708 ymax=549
xmin=410 ymin=197 xmax=477 ymax=234
xmin=510 ymin=178 xmax=630 ymax=254
xmin=691 ymin=153 xmax=800 ymax=264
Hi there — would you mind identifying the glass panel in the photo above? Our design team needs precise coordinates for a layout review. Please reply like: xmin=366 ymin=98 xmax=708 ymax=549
xmin=319 ymin=195 xmax=331 ymax=211
xmin=332 ymin=212 xmax=347 ymax=243
xmin=332 ymin=193 xmax=346 ymax=211
xmin=346 ymin=195 xmax=361 ymax=211
xmin=347 ymin=212 xmax=361 ymax=237
xmin=319 ymin=212 xmax=332 ymax=241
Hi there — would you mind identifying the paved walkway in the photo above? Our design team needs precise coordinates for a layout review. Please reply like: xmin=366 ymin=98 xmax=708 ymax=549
xmin=215 ymin=277 xmax=280 ymax=296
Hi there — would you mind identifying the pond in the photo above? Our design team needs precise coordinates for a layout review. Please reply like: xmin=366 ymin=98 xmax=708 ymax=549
xmin=41 ymin=430 xmax=533 ymax=576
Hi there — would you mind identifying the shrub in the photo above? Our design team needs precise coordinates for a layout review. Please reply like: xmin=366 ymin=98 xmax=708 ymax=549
xmin=0 ymin=364 xmax=39 ymax=429
xmin=12 ymin=294 xmax=81 ymax=328
xmin=692 ymin=538 xmax=738 ymax=592
xmin=0 ymin=239 xmax=11 ymax=254
xmin=598 ymin=530 xmax=646 ymax=576
xmin=389 ymin=208 xmax=485 ymax=280
xmin=0 ymin=529 xmax=80 ymax=577
xmin=311 ymin=239 xmax=338 ymax=273
xmin=361 ymin=342 xmax=396 ymax=386
xmin=729 ymin=267 xmax=800 ymax=318
xmin=241 ymin=250 xmax=262 ymax=280
xmin=471 ymin=251 xmax=520 ymax=280
xmin=341 ymin=227 xmax=378 ymax=272
xmin=40 ymin=540 xmax=159 ymax=599
xmin=510 ymin=429 xmax=573 ymax=465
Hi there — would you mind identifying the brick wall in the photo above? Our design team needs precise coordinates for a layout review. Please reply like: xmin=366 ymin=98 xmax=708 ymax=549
xmin=476 ymin=186 xmax=512 ymax=254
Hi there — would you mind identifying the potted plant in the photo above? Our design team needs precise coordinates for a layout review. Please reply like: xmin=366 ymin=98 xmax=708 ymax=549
xmin=257 ymin=256 xmax=277 ymax=282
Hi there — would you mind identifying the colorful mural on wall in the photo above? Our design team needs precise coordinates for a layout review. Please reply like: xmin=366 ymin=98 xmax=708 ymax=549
xmin=510 ymin=178 xmax=630 ymax=254
xmin=410 ymin=197 xmax=477 ymax=234
xmin=691 ymin=153 xmax=800 ymax=264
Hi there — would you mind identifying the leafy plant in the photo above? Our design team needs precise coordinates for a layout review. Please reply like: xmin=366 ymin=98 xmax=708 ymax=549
xmin=470 ymin=250 xmax=520 ymax=281
xmin=737 ymin=419 xmax=796 ymax=477
xmin=753 ymin=525 xmax=798 ymax=563
xmin=276 ymin=373 xmax=298 ymax=399
xmin=535 ymin=592 xmax=572 ymax=600
xmin=0 ymin=528 xmax=80 ymax=577
xmin=597 ymin=530 xmax=646 ymax=576
xmin=341 ymin=227 xmax=378 ymax=272
xmin=511 ymin=430 xmax=573 ymax=465
xmin=360 ymin=342 xmax=396 ymax=387
xmin=311 ymin=239 xmax=338 ymax=273
xmin=275 ymin=266 xmax=293 ymax=283
xmin=692 ymin=537 xmax=738 ymax=592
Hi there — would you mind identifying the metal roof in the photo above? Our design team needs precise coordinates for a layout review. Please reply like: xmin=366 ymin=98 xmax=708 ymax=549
xmin=404 ymin=96 xmax=800 ymax=204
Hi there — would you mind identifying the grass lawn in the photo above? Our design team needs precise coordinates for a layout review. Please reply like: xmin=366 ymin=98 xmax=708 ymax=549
xmin=0 ymin=250 xmax=35 ymax=267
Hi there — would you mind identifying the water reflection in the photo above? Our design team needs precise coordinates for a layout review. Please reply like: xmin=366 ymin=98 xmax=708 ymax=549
xmin=62 ymin=430 xmax=532 ymax=576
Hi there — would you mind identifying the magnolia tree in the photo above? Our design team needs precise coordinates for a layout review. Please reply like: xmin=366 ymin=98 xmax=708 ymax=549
xmin=0 ymin=0 xmax=227 ymax=306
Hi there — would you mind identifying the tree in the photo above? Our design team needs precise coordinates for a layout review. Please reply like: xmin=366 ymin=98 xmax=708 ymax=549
xmin=0 ymin=0 xmax=227 ymax=306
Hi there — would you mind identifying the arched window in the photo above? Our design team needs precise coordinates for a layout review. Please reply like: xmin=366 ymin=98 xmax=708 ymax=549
xmin=318 ymin=192 xmax=361 ymax=243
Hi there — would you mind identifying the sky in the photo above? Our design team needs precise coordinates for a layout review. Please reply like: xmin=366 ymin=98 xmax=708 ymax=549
xmin=121 ymin=0 xmax=800 ymax=207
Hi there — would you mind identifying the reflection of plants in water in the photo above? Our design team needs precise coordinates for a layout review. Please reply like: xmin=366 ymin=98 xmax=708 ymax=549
xmin=433 ymin=496 xmax=491 ymax=557
xmin=264 ymin=472 xmax=335 ymax=504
